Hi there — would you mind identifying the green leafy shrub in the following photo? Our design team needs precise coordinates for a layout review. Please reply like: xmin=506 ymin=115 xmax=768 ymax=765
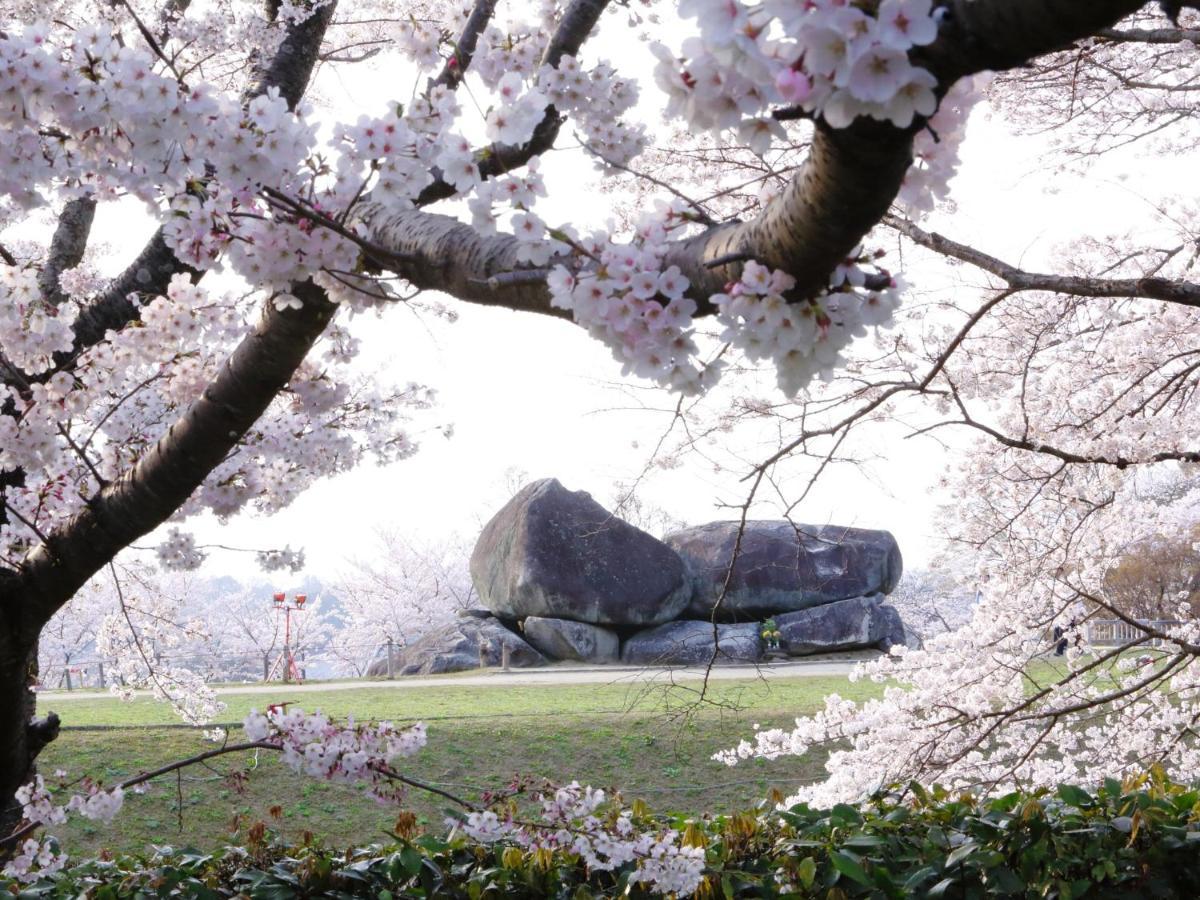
xmin=9 ymin=771 xmax=1200 ymax=898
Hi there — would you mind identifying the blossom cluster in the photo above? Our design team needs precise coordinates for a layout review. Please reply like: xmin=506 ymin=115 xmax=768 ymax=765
xmin=2 ymin=839 xmax=68 ymax=884
xmin=0 ymin=268 xmax=77 ymax=374
xmin=156 ymin=528 xmax=206 ymax=571
xmin=654 ymin=0 xmax=944 ymax=148
xmin=712 ymin=252 xmax=901 ymax=396
xmin=470 ymin=3 xmax=559 ymax=88
xmin=546 ymin=201 xmax=714 ymax=394
xmin=542 ymin=196 xmax=900 ymax=397
xmin=243 ymin=706 xmax=427 ymax=798
xmin=255 ymin=546 xmax=306 ymax=573
xmin=458 ymin=782 xmax=706 ymax=896
xmin=3 ymin=777 xmax=124 ymax=882
xmin=538 ymin=55 xmax=647 ymax=167
xmin=898 ymin=74 xmax=991 ymax=217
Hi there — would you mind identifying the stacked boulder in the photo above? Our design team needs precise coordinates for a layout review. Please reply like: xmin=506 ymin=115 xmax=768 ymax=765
xmin=380 ymin=478 xmax=916 ymax=675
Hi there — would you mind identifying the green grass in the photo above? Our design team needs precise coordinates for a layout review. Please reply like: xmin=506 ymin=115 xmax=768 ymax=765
xmin=36 ymin=677 xmax=879 ymax=857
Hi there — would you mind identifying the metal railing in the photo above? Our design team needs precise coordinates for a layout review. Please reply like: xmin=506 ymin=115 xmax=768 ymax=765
xmin=35 ymin=643 xmax=385 ymax=691
xmin=37 ymin=632 xmax=513 ymax=690
xmin=1084 ymin=619 xmax=1185 ymax=648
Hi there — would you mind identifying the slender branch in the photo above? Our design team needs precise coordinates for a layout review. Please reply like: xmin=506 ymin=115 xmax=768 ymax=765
xmin=375 ymin=764 xmax=476 ymax=811
xmin=1 ymin=740 xmax=277 ymax=849
xmin=887 ymin=215 xmax=1200 ymax=308
xmin=579 ymin=142 xmax=718 ymax=227
xmin=116 ymin=0 xmax=185 ymax=83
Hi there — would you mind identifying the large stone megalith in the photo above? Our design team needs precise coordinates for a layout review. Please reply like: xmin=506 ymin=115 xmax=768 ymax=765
xmin=470 ymin=478 xmax=692 ymax=626
xmin=665 ymin=520 xmax=903 ymax=620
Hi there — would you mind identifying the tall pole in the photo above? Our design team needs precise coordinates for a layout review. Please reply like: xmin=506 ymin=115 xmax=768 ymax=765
xmin=269 ymin=592 xmax=307 ymax=684
xmin=283 ymin=605 xmax=292 ymax=684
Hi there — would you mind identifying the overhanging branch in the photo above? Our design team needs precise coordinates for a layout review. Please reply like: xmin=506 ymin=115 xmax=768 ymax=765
xmin=372 ymin=0 xmax=1153 ymax=312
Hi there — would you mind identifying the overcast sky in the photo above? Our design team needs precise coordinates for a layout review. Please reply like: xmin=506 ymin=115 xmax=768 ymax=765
xmin=142 ymin=18 xmax=1190 ymax=585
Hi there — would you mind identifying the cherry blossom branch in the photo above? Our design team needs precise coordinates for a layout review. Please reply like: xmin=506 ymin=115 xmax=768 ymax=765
xmin=430 ymin=0 xmax=497 ymax=92
xmin=1072 ymin=585 xmax=1200 ymax=655
xmin=67 ymin=2 xmax=337 ymax=364
xmin=36 ymin=198 xmax=97 ymax=308
xmin=372 ymin=1 xmax=1153 ymax=315
xmin=414 ymin=0 xmax=611 ymax=206
xmin=0 ymin=740 xmax=277 ymax=849
xmin=354 ymin=204 xmax=572 ymax=319
xmin=18 ymin=280 xmax=339 ymax=627
xmin=939 ymin=390 xmax=1200 ymax=469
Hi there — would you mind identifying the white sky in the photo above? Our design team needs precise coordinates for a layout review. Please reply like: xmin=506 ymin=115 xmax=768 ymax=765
xmin=137 ymin=11 xmax=1191 ymax=584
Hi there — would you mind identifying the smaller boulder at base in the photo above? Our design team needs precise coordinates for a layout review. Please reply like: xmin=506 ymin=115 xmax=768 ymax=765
xmin=368 ymin=615 xmax=546 ymax=677
xmin=522 ymin=616 xmax=620 ymax=663
xmin=621 ymin=620 xmax=762 ymax=666
xmin=470 ymin=478 xmax=692 ymax=626
xmin=775 ymin=594 xmax=892 ymax=656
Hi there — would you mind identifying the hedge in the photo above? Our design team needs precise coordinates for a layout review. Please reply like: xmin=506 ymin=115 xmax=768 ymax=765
xmin=8 ymin=771 xmax=1200 ymax=898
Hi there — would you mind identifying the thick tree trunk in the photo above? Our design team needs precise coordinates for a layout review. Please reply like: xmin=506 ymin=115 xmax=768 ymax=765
xmin=0 ymin=620 xmax=46 ymax=851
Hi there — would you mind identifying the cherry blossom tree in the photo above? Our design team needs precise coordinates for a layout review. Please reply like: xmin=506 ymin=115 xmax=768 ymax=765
xmin=710 ymin=7 xmax=1200 ymax=805
xmin=0 ymin=0 xmax=1195 ymax=862
xmin=326 ymin=529 xmax=476 ymax=675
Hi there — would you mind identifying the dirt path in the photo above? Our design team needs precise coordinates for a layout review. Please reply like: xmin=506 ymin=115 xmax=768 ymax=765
xmin=38 ymin=656 xmax=872 ymax=702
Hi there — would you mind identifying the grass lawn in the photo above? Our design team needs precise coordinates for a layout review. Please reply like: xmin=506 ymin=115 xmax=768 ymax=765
xmin=36 ymin=676 xmax=881 ymax=857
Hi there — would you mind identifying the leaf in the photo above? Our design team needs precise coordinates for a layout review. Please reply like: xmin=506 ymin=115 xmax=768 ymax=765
xmin=986 ymin=867 xmax=1025 ymax=893
xmin=902 ymin=866 xmax=938 ymax=891
xmin=927 ymin=877 xmax=958 ymax=897
xmin=1057 ymin=785 xmax=1093 ymax=808
xmin=843 ymin=834 xmax=887 ymax=849
xmin=944 ymin=840 xmax=981 ymax=868
xmin=830 ymin=851 xmax=871 ymax=886
xmin=831 ymin=804 xmax=865 ymax=826
xmin=400 ymin=845 xmax=423 ymax=877
xmin=909 ymin=781 xmax=931 ymax=804
xmin=796 ymin=856 xmax=817 ymax=889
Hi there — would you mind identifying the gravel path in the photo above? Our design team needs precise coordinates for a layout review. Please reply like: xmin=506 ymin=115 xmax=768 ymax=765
xmin=37 ymin=655 xmax=873 ymax=702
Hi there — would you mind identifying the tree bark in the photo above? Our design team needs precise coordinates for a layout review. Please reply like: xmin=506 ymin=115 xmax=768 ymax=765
xmin=0 ymin=599 xmax=44 ymax=848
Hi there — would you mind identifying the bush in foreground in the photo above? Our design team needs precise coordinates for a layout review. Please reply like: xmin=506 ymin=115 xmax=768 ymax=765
xmin=8 ymin=771 xmax=1200 ymax=899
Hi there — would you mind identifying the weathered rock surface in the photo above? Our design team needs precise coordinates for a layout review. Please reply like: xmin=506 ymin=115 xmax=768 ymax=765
xmin=620 ymin=620 xmax=762 ymax=666
xmin=522 ymin=616 xmax=620 ymax=663
xmin=774 ymin=594 xmax=892 ymax=656
xmin=471 ymin=478 xmax=691 ymax=626
xmin=368 ymin=615 xmax=546 ymax=677
xmin=665 ymin=521 xmax=903 ymax=620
